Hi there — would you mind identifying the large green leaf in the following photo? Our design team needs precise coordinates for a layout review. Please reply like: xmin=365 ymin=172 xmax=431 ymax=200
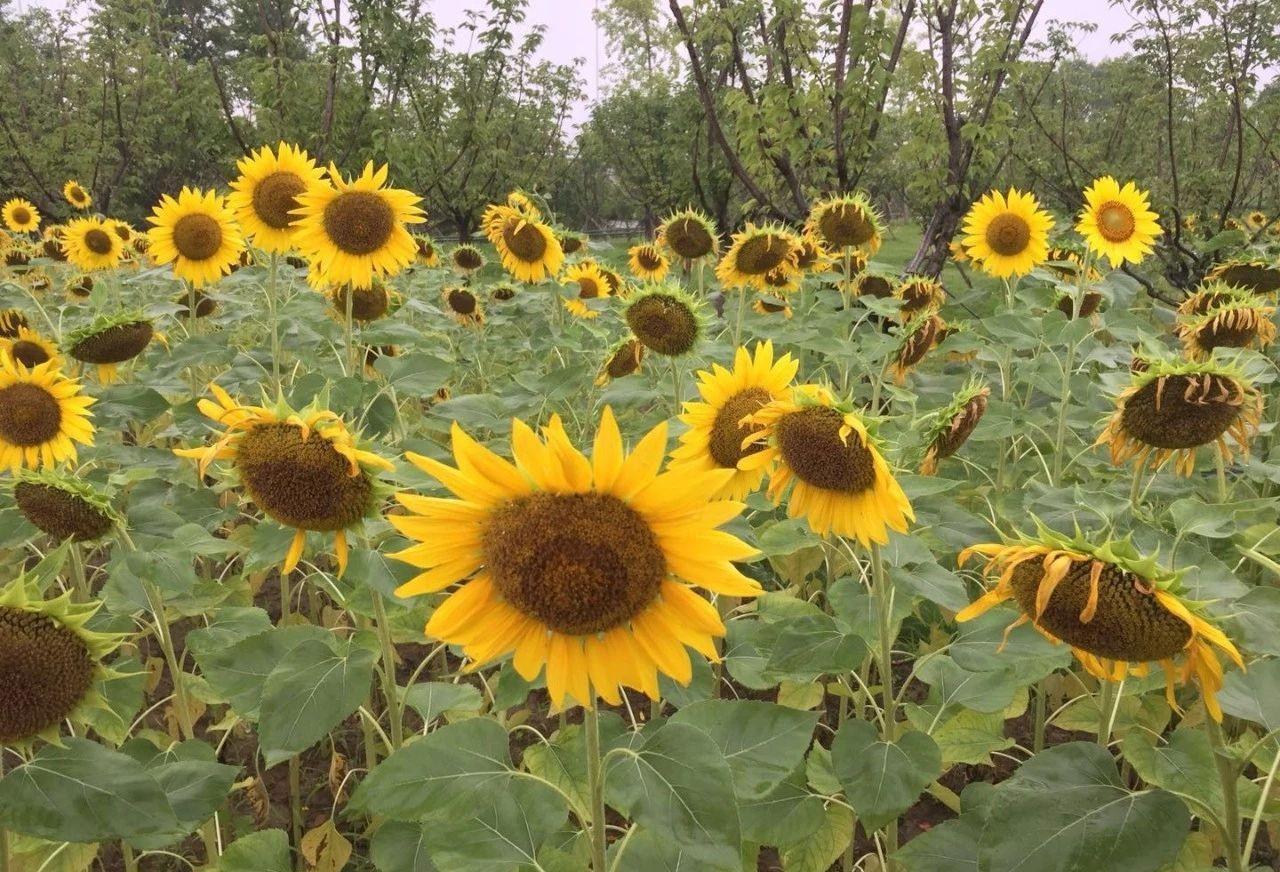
xmin=215 ymin=829 xmax=293 ymax=872
xmin=669 ymin=699 xmax=818 ymax=799
xmin=370 ymin=821 xmax=440 ymax=872
xmin=738 ymin=769 xmax=826 ymax=846
xmin=1219 ymin=657 xmax=1280 ymax=730
xmin=778 ymin=802 xmax=854 ymax=872
xmin=416 ymin=777 xmax=568 ymax=871
xmin=830 ymin=720 xmax=941 ymax=833
xmin=194 ymin=624 xmax=335 ymax=718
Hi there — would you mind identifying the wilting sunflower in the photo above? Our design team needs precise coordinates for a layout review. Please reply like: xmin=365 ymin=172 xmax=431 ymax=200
xmin=484 ymin=204 xmax=564 ymax=283
xmin=828 ymin=249 xmax=869 ymax=279
xmin=450 ymin=243 xmax=485 ymax=276
xmin=331 ymin=280 xmax=393 ymax=323
xmin=961 ymin=188 xmax=1053 ymax=279
xmin=131 ymin=234 xmax=150 ymax=258
xmin=658 ymin=208 xmax=718 ymax=262
xmin=805 ymin=193 xmax=883 ymax=256
xmin=175 ymin=388 xmax=392 ymax=575
xmin=890 ymin=314 xmax=944 ymax=384
xmin=624 ymin=285 xmax=704 ymax=357
xmin=442 ymin=286 xmax=484 ymax=326
xmin=14 ymin=468 xmax=121 ymax=542
xmin=292 ymin=162 xmax=424 ymax=289
xmin=61 ymin=217 xmax=125 ymax=272
xmin=1246 ymin=210 xmax=1267 ymax=231
xmin=0 ymin=310 xmax=29 ymax=338
xmin=1206 ymin=258 xmax=1280 ymax=295
xmin=753 ymin=297 xmax=793 ymax=319
xmin=853 ymin=270 xmax=895 ymax=299
xmin=65 ymin=274 xmax=94 ymax=300
xmin=561 ymin=261 xmax=612 ymax=318
xmin=1055 ymin=290 xmax=1104 ymax=319
xmin=0 ymin=327 xmax=60 ymax=371
xmin=175 ymin=288 xmax=218 ymax=319
xmin=600 ymin=265 xmax=627 ymax=298
xmin=25 ymin=270 xmax=52 ymax=295
xmin=715 ymin=224 xmax=802 ymax=291
xmin=38 ymin=233 xmax=66 ymax=262
xmin=742 ymin=386 xmax=913 ymax=544
xmin=1076 ymin=177 xmax=1162 ymax=267
xmin=0 ymin=358 xmax=95 ymax=471
xmin=795 ymin=233 xmax=833 ymax=274
xmin=64 ymin=313 xmax=155 ymax=384
xmin=557 ymin=229 xmax=587 ymax=256
xmin=3 ymin=240 xmax=32 ymax=270
xmin=0 ymin=578 xmax=127 ymax=749
xmin=1043 ymin=242 xmax=1099 ymax=283
xmin=761 ymin=264 xmax=802 ymax=297
xmin=363 ymin=344 xmax=398 ymax=377
xmin=1098 ymin=356 xmax=1262 ymax=476
xmin=1175 ymin=283 xmax=1276 ymax=359
xmin=896 ymin=275 xmax=945 ymax=321
xmin=595 ymin=337 xmax=645 ymax=386
xmin=490 ymin=282 xmax=518 ymax=302
xmin=628 ymin=242 xmax=670 ymax=282
xmin=413 ymin=234 xmax=441 ymax=267
xmin=2 ymin=198 xmax=40 ymax=233
xmin=948 ymin=239 xmax=971 ymax=264
xmin=62 ymin=181 xmax=91 ymax=210
xmin=147 ymin=187 xmax=246 ymax=287
xmin=1224 ymin=217 xmax=1242 ymax=232
xmin=920 ymin=381 xmax=989 ymax=475
xmin=957 ymin=523 xmax=1244 ymax=721
xmin=387 ymin=407 xmax=762 ymax=708
xmin=227 ymin=142 xmax=326 ymax=253
xmin=669 ymin=341 xmax=798 ymax=500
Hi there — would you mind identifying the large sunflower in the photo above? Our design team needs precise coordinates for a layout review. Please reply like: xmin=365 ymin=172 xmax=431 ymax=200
xmin=387 ymin=408 xmax=762 ymax=709
xmin=669 ymin=341 xmax=798 ymax=500
xmin=715 ymin=224 xmax=802 ymax=291
xmin=628 ymin=242 xmax=670 ymax=282
xmin=62 ymin=217 xmax=125 ymax=272
xmin=483 ymin=204 xmax=564 ymax=283
xmin=658 ymin=208 xmax=718 ymax=262
xmin=0 ymin=358 xmax=95 ymax=472
xmin=1175 ymin=283 xmax=1276 ymax=359
xmin=175 ymin=388 xmax=392 ymax=575
xmin=960 ymin=188 xmax=1053 ymax=279
xmin=2 ymin=198 xmax=40 ymax=234
xmin=957 ymin=524 xmax=1244 ymax=721
xmin=147 ymin=187 xmax=246 ymax=287
xmin=1206 ymin=258 xmax=1280 ymax=295
xmin=1097 ymin=356 xmax=1262 ymax=476
xmin=624 ymin=285 xmax=704 ymax=357
xmin=1076 ymin=176 xmax=1162 ymax=267
xmin=227 ymin=142 xmax=326 ymax=253
xmin=742 ymin=386 xmax=913 ymax=544
xmin=291 ymin=162 xmax=424 ymax=289
xmin=0 ymin=327 xmax=61 ymax=371
xmin=919 ymin=381 xmax=989 ymax=475
xmin=14 ymin=467 xmax=122 ymax=542
xmin=62 ymin=181 xmax=91 ymax=210
xmin=64 ymin=312 xmax=155 ymax=384
xmin=561 ymin=261 xmax=612 ymax=318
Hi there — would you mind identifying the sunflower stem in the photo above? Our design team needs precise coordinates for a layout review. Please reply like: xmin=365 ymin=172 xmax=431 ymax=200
xmin=1095 ymin=679 xmax=1116 ymax=747
xmin=1032 ymin=681 xmax=1047 ymax=753
xmin=585 ymin=707 xmax=608 ymax=871
xmin=731 ymin=290 xmax=747 ymax=349
xmin=669 ymin=357 xmax=682 ymax=416
xmin=343 ymin=283 xmax=358 ymax=379
xmin=1128 ymin=452 xmax=1149 ymax=511
xmin=1206 ymin=716 xmax=1245 ymax=872
xmin=1242 ymin=738 xmax=1280 ymax=865
xmin=280 ymin=568 xmax=291 ymax=623
xmin=288 ymin=753 xmax=304 ymax=860
xmin=1051 ymin=339 xmax=1077 ymax=486
xmin=1215 ymin=450 xmax=1229 ymax=503
xmin=370 ymin=592 xmax=404 ymax=749
xmin=187 ymin=280 xmax=198 ymax=336
xmin=871 ymin=542 xmax=896 ymax=733
xmin=841 ymin=247 xmax=853 ymax=312
xmin=0 ymin=758 xmax=8 ymax=872
xmin=69 ymin=542 xmax=90 ymax=602
xmin=265 ymin=251 xmax=282 ymax=396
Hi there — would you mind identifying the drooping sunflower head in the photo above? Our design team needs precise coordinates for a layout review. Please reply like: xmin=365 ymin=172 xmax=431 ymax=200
xmin=853 ymin=270 xmax=896 ymax=299
xmin=175 ymin=288 xmax=218 ymax=319
xmin=918 ymin=380 xmax=989 ymax=476
xmin=743 ymin=385 xmax=914 ymax=544
xmin=961 ymin=188 xmax=1054 ymax=279
xmin=413 ymin=233 xmax=441 ymax=267
xmin=1206 ymin=258 xmax=1280 ymax=295
xmin=1055 ymin=290 xmax=1104 ymax=319
xmin=828 ymin=248 xmax=868 ymax=277
xmin=1076 ymin=176 xmax=1162 ymax=268
xmin=1042 ymin=241 xmax=1099 ymax=282
xmin=62 ymin=181 xmax=91 ymax=210
xmin=449 ymin=243 xmax=485 ymax=275
xmin=387 ymin=407 xmax=763 ymax=709
xmin=0 ymin=310 xmax=29 ymax=339
xmin=24 ymin=270 xmax=52 ymax=295
xmin=3 ymin=240 xmax=33 ymax=269
xmin=561 ymin=261 xmax=612 ymax=319
xmin=557 ymin=229 xmax=587 ymax=256
xmin=2 ymin=198 xmax=40 ymax=234
xmin=331 ymin=279 xmax=393 ymax=323
xmin=363 ymin=344 xmax=398 ymax=376
xmin=715 ymin=224 xmax=802 ymax=291
xmin=61 ymin=217 xmax=125 ymax=272
xmin=895 ymin=274 xmax=946 ymax=321
xmin=595 ymin=337 xmax=645 ymax=386
xmin=890 ymin=313 xmax=944 ymax=384
xmin=147 ymin=187 xmax=246 ymax=288
xmin=14 ymin=467 xmax=122 ymax=542
xmin=64 ymin=312 xmax=155 ymax=385
xmin=0 ymin=358 xmax=95 ymax=472
xmin=175 ymin=388 xmax=392 ymax=575
xmin=39 ymin=233 xmax=66 ymax=262
xmin=484 ymin=204 xmax=564 ymax=283
xmin=752 ymin=297 xmax=793 ymax=319
xmin=1097 ymin=355 xmax=1262 ymax=475
xmin=442 ymin=286 xmax=484 ymax=326
xmin=64 ymin=274 xmax=94 ymax=301
xmin=291 ymin=162 xmax=425 ymax=289
xmin=227 ymin=141 xmax=326 ymax=253
xmin=669 ymin=340 xmax=798 ymax=500
xmin=805 ymin=193 xmax=883 ymax=254
xmin=795 ymin=233 xmax=833 ymax=273
xmin=761 ymin=263 xmax=803 ymax=297
xmin=0 ymin=327 xmax=61 ymax=371
xmin=957 ymin=522 xmax=1244 ymax=721
xmin=624 ymin=285 xmax=704 ymax=357
xmin=490 ymin=282 xmax=518 ymax=302
xmin=628 ymin=242 xmax=670 ymax=282
xmin=1175 ymin=282 xmax=1277 ymax=359
xmin=658 ymin=208 xmax=719 ymax=262
xmin=1181 ymin=213 xmax=1198 ymax=232
xmin=130 ymin=234 xmax=150 ymax=257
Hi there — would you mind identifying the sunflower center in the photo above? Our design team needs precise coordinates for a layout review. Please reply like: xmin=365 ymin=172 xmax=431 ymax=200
xmin=0 ymin=384 xmax=63 ymax=446
xmin=172 ymin=214 xmax=224 ymax=261
xmin=0 ymin=605 xmax=97 ymax=744
xmin=112 ymin=224 xmax=131 ymax=241
xmin=1010 ymin=559 xmax=1191 ymax=662
xmin=11 ymin=207 xmax=31 ymax=225
xmin=626 ymin=295 xmax=698 ymax=356
xmin=83 ymin=229 xmax=114 ymax=255
xmin=501 ymin=219 xmax=548 ymax=263
xmin=734 ymin=234 xmax=790 ymax=276
xmin=637 ymin=247 xmax=663 ymax=271
xmin=323 ymin=191 xmax=395 ymax=256
xmin=1216 ymin=264 xmax=1280 ymax=294
xmin=984 ymin=213 xmax=1031 ymax=257
xmin=667 ymin=219 xmax=714 ymax=260
xmin=70 ymin=322 xmax=154 ymax=365
xmin=449 ymin=289 xmax=478 ymax=315
xmin=252 ymin=171 xmax=307 ymax=229
xmin=818 ymin=203 xmax=875 ymax=249
xmin=775 ymin=406 xmax=876 ymax=493
xmin=234 ymin=422 xmax=374 ymax=531
xmin=14 ymin=482 xmax=114 ymax=541
xmin=484 ymin=492 xmax=665 ymax=636
xmin=708 ymin=387 xmax=772 ymax=469
xmin=454 ymin=247 xmax=483 ymax=270
xmin=1120 ymin=373 xmax=1243 ymax=450
xmin=605 ymin=341 xmax=642 ymax=379
xmin=10 ymin=340 xmax=50 ymax=369
xmin=577 ymin=277 xmax=602 ymax=299
xmin=1097 ymin=202 xmax=1136 ymax=243
xmin=1198 ymin=311 xmax=1258 ymax=351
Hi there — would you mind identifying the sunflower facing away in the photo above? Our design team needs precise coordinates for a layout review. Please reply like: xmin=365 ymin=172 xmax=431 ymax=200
xmin=147 ymin=187 xmax=246 ymax=287
xmin=596 ymin=337 xmax=645 ymax=386
xmin=14 ymin=467 xmax=122 ymax=542
xmin=742 ymin=386 xmax=914 ymax=544
xmin=557 ymin=229 xmax=587 ymax=256
xmin=669 ymin=341 xmax=798 ymax=500
xmin=716 ymin=224 xmax=802 ymax=291
xmin=561 ymin=261 xmax=612 ymax=319
xmin=0 ymin=358 xmax=95 ymax=472
xmin=1207 ymin=258 xmax=1280 ymax=295
xmin=890 ymin=314 xmax=944 ymax=384
xmin=896 ymin=275 xmax=946 ymax=321
xmin=227 ymin=142 xmax=327 ymax=253
xmin=1097 ymin=356 xmax=1262 ymax=476
xmin=920 ymin=381 xmax=989 ymax=475
xmin=628 ymin=242 xmax=670 ymax=282
xmin=1076 ymin=177 xmax=1162 ymax=267
xmin=753 ymin=298 xmax=793 ymax=319
xmin=957 ymin=523 xmax=1244 ymax=721
xmin=175 ymin=388 xmax=392 ymax=575
xmin=624 ymin=285 xmax=703 ymax=357
xmin=658 ymin=208 xmax=718 ymax=262
xmin=805 ymin=193 xmax=883 ymax=256
xmin=387 ymin=407 xmax=763 ymax=709
xmin=0 ymin=327 xmax=61 ymax=371
xmin=483 ymin=204 xmax=564 ymax=283
xmin=2 ymin=198 xmax=40 ymax=234
xmin=1175 ymin=283 xmax=1276 ymax=359
xmin=61 ymin=217 xmax=125 ymax=272
xmin=64 ymin=312 xmax=155 ymax=384
xmin=961 ymin=188 xmax=1053 ymax=279
xmin=450 ymin=244 xmax=485 ymax=276
xmin=331 ymin=281 xmax=393 ymax=324
xmin=442 ymin=286 xmax=484 ymax=327
xmin=414 ymin=234 xmax=441 ymax=268
xmin=795 ymin=233 xmax=833 ymax=274
xmin=292 ymin=162 xmax=424 ymax=289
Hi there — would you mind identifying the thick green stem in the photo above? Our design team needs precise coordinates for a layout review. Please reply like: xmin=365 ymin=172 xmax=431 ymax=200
xmin=289 ymin=754 xmax=304 ymax=859
xmin=1095 ymin=680 xmax=1115 ymax=747
xmin=1206 ymin=717 xmax=1245 ymax=872
xmin=69 ymin=543 xmax=90 ymax=602
xmin=0 ymin=758 xmax=8 ymax=872
xmin=1128 ymin=452 xmax=1149 ymax=511
xmin=871 ymin=543 xmax=899 ymax=860
xmin=669 ymin=358 xmax=683 ymax=416
xmin=1216 ymin=450 xmax=1230 ymax=503
xmin=265 ymin=252 xmax=282 ymax=395
xmin=585 ymin=707 xmax=608 ymax=871
xmin=371 ymin=592 xmax=404 ymax=749
xmin=343 ymin=283 xmax=358 ymax=377
xmin=1051 ymin=340 xmax=1077 ymax=485
xmin=1032 ymin=681 xmax=1047 ymax=753
xmin=731 ymin=290 xmax=747 ymax=349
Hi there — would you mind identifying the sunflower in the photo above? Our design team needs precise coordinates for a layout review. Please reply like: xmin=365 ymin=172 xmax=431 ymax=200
xmin=227 ymin=142 xmax=326 ymax=253
xmin=64 ymin=313 xmax=155 ymax=384
xmin=557 ymin=229 xmax=587 ymax=256
xmin=0 ymin=310 xmax=29 ymax=338
xmin=331 ymin=280 xmax=392 ymax=323
xmin=442 ymin=286 xmax=484 ymax=326
xmin=2 ymin=198 xmax=40 ymax=233
xmin=65 ymin=274 xmax=94 ymax=300
xmin=919 ymin=381 xmax=989 ymax=475
xmin=890 ymin=314 xmax=944 ymax=384
xmin=715 ymin=224 xmax=802 ymax=291
xmin=1097 ymin=356 xmax=1262 ymax=476
xmin=504 ymin=189 xmax=541 ymax=220
xmin=742 ymin=386 xmax=913 ymax=544
xmin=131 ymin=234 xmax=150 ymax=258
xmin=450 ymin=244 xmax=485 ymax=276
xmin=805 ymin=193 xmax=883 ymax=255
xmin=795 ymin=233 xmax=833 ymax=274
xmin=25 ymin=270 xmax=52 ymax=295
xmin=413 ymin=234 xmax=441 ymax=267
xmin=829 ymin=249 xmax=869 ymax=279
xmin=1055 ymin=290 xmax=1104 ymax=319
xmin=669 ymin=341 xmax=798 ymax=501
xmin=484 ymin=204 xmax=564 ymax=283
xmin=658 ymin=208 xmax=718 ymax=262
xmin=753 ymin=298 xmax=793 ymax=319
xmin=175 ymin=289 xmax=218 ymax=319
xmin=107 ymin=219 xmax=134 ymax=244
xmin=61 ymin=217 xmax=125 ymax=272
xmin=600 ymin=265 xmax=627 ymax=298
xmin=1180 ymin=213 xmax=1198 ymax=233
xmin=38 ymin=234 xmax=66 ymax=262
xmin=490 ymin=282 xmax=518 ymax=302
xmin=147 ymin=187 xmax=246 ymax=287
xmin=0 ymin=358 xmax=95 ymax=472
xmin=624 ymin=286 xmax=703 ymax=357
xmin=561 ymin=261 xmax=612 ymax=318
xmin=853 ymin=270 xmax=895 ymax=299
xmin=1246 ymin=210 xmax=1267 ymax=231
xmin=62 ymin=181 xmax=91 ymax=210
xmin=387 ymin=407 xmax=762 ymax=709
xmin=595 ymin=337 xmax=645 ymax=386
xmin=14 ymin=468 xmax=122 ymax=542
xmin=1206 ymin=258 xmax=1280 ymax=295
xmin=363 ymin=344 xmax=398 ymax=377
xmin=948 ymin=239 xmax=971 ymax=264
xmin=961 ymin=188 xmax=1053 ymax=279
xmin=291 ymin=162 xmax=424 ymax=289
xmin=628 ymin=242 xmax=670 ymax=282
xmin=0 ymin=578 xmax=127 ymax=749
xmin=896 ymin=275 xmax=945 ymax=321
xmin=1175 ymin=284 xmax=1277 ymax=359
xmin=1076 ymin=177 xmax=1162 ymax=267
xmin=3 ymin=241 xmax=32 ymax=269
xmin=0 ymin=327 xmax=61 ymax=371
xmin=175 ymin=389 xmax=392 ymax=575
xmin=1042 ymin=242 xmax=1099 ymax=283
xmin=956 ymin=523 xmax=1244 ymax=721
xmin=1224 ymin=217 xmax=1242 ymax=232
xmin=761 ymin=263 xmax=802 ymax=297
